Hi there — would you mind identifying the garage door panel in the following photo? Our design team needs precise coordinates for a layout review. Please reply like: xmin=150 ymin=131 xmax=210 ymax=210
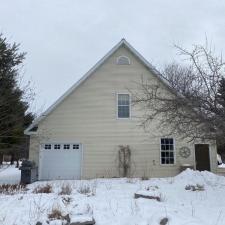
xmin=40 ymin=144 xmax=82 ymax=180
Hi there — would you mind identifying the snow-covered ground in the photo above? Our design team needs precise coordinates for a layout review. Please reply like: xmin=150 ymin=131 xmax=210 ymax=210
xmin=218 ymin=163 xmax=225 ymax=168
xmin=0 ymin=165 xmax=21 ymax=184
xmin=1 ymin=168 xmax=225 ymax=225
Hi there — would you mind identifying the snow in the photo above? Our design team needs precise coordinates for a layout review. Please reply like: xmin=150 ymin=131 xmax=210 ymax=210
xmin=218 ymin=163 xmax=225 ymax=168
xmin=0 ymin=165 xmax=21 ymax=184
xmin=0 ymin=168 xmax=225 ymax=224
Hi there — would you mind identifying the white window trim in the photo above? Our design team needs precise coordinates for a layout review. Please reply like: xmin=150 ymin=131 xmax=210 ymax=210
xmin=116 ymin=93 xmax=131 ymax=119
xmin=116 ymin=55 xmax=131 ymax=65
xmin=159 ymin=138 xmax=176 ymax=166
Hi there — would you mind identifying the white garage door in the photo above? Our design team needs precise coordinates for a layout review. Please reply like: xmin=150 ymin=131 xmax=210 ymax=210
xmin=39 ymin=143 xmax=82 ymax=180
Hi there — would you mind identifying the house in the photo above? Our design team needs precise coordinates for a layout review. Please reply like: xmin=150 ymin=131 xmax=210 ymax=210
xmin=25 ymin=39 xmax=218 ymax=180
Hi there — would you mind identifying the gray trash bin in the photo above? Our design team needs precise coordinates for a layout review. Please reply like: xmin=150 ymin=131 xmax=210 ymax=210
xmin=19 ymin=160 xmax=38 ymax=184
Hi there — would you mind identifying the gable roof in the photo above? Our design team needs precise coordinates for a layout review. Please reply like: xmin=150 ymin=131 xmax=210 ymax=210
xmin=25 ymin=38 xmax=172 ymax=135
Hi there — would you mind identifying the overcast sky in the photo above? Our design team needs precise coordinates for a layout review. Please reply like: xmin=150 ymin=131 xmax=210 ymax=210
xmin=0 ymin=0 xmax=225 ymax=114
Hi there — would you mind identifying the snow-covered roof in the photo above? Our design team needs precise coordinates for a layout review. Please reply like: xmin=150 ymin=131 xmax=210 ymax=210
xmin=25 ymin=38 xmax=172 ymax=135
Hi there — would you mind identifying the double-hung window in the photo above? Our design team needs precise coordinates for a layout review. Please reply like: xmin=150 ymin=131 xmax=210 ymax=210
xmin=117 ymin=94 xmax=130 ymax=118
xmin=160 ymin=138 xmax=175 ymax=165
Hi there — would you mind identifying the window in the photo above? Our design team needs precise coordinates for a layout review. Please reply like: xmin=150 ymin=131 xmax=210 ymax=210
xmin=73 ymin=144 xmax=79 ymax=149
xmin=54 ymin=144 xmax=61 ymax=149
xmin=160 ymin=138 xmax=175 ymax=165
xmin=63 ymin=144 xmax=70 ymax=150
xmin=117 ymin=94 xmax=130 ymax=118
xmin=117 ymin=56 xmax=130 ymax=65
xmin=44 ymin=144 xmax=51 ymax=150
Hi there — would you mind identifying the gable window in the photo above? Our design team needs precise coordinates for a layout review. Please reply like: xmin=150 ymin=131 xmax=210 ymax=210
xmin=117 ymin=94 xmax=130 ymax=118
xmin=160 ymin=138 xmax=175 ymax=165
xmin=117 ymin=56 xmax=130 ymax=65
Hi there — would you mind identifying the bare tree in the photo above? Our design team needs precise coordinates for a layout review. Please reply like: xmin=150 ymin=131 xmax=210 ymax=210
xmin=133 ymin=43 xmax=225 ymax=144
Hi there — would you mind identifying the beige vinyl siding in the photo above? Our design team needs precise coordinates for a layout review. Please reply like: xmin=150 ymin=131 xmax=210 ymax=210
xmin=29 ymin=45 xmax=217 ymax=178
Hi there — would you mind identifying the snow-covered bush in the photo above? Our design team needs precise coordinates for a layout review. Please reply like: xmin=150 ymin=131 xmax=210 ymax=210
xmin=77 ymin=183 xmax=96 ymax=196
xmin=59 ymin=183 xmax=72 ymax=195
xmin=0 ymin=183 xmax=26 ymax=195
xmin=185 ymin=184 xmax=205 ymax=191
xmin=33 ymin=184 xmax=52 ymax=194
xmin=48 ymin=207 xmax=64 ymax=220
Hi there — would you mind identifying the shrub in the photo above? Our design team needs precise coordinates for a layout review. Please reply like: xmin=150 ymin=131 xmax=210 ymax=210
xmin=0 ymin=184 xmax=27 ymax=195
xmin=59 ymin=184 xmax=72 ymax=195
xmin=77 ymin=183 xmax=96 ymax=196
xmin=33 ymin=184 xmax=52 ymax=194
xmin=141 ymin=175 xmax=149 ymax=180
xmin=77 ymin=184 xmax=91 ymax=194
xmin=48 ymin=208 xmax=63 ymax=220
xmin=118 ymin=145 xmax=131 ymax=177
xmin=48 ymin=207 xmax=70 ymax=223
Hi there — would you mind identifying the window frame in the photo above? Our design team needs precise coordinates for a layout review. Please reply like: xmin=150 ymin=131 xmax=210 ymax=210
xmin=160 ymin=138 xmax=176 ymax=166
xmin=116 ymin=93 xmax=131 ymax=119
xmin=44 ymin=144 xmax=52 ymax=150
xmin=116 ymin=55 xmax=131 ymax=65
xmin=63 ymin=144 xmax=70 ymax=150
xmin=54 ymin=144 xmax=61 ymax=150
xmin=73 ymin=144 xmax=80 ymax=150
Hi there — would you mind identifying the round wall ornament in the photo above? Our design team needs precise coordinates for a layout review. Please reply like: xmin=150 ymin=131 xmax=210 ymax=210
xmin=179 ymin=147 xmax=191 ymax=158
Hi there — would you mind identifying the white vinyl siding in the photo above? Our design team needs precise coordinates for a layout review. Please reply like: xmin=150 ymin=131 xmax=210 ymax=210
xmin=29 ymin=45 xmax=218 ymax=179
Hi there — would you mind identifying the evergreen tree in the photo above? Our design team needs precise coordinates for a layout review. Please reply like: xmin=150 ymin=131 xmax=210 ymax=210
xmin=0 ymin=34 xmax=34 ymax=164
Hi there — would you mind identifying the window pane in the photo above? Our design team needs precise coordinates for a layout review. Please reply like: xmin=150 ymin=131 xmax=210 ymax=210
xmin=73 ymin=144 xmax=79 ymax=149
xmin=118 ymin=94 xmax=129 ymax=106
xmin=118 ymin=106 xmax=129 ymax=118
xmin=44 ymin=144 xmax=51 ymax=149
xmin=64 ymin=144 xmax=70 ymax=149
xmin=54 ymin=144 xmax=60 ymax=149
xmin=160 ymin=138 xmax=174 ymax=164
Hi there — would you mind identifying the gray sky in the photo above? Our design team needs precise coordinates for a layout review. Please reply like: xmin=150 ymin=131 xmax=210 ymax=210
xmin=0 ymin=0 xmax=225 ymax=114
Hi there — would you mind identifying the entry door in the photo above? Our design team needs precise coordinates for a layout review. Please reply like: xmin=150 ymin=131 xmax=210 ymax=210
xmin=195 ymin=144 xmax=210 ymax=171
